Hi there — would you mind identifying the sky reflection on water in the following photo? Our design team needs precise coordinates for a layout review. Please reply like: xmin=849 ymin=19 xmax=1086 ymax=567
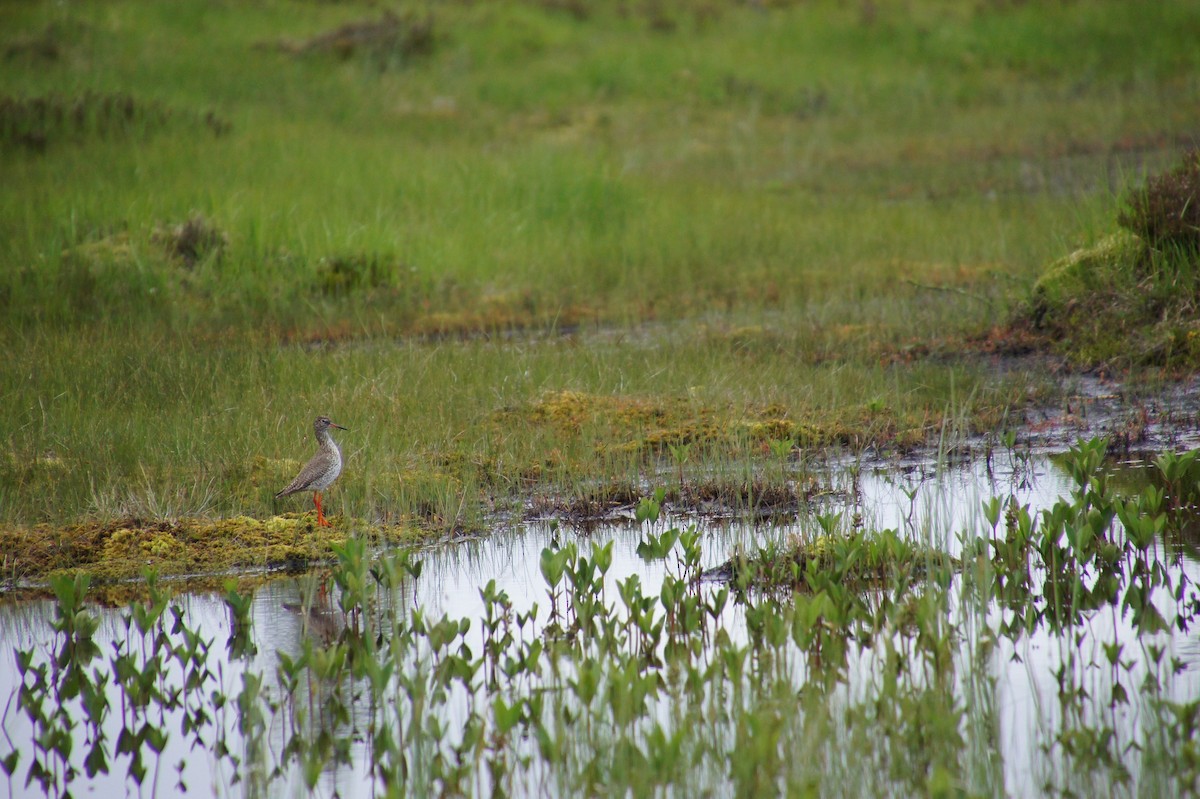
xmin=2 ymin=452 xmax=1197 ymax=798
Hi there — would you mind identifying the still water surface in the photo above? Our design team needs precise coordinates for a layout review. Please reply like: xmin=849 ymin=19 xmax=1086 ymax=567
xmin=2 ymin=453 xmax=1197 ymax=797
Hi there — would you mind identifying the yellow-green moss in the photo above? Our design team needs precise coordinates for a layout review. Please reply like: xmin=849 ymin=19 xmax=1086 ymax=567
xmin=503 ymin=388 xmax=931 ymax=464
xmin=523 ymin=389 xmax=677 ymax=430
xmin=0 ymin=513 xmax=426 ymax=589
xmin=63 ymin=232 xmax=137 ymax=266
xmin=1031 ymin=231 xmax=1145 ymax=310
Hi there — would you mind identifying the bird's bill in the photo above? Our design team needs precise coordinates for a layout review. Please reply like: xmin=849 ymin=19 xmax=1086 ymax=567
xmin=331 ymin=422 xmax=349 ymax=430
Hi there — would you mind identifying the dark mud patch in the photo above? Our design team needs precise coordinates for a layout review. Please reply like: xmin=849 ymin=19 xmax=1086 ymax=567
xmin=681 ymin=474 xmax=829 ymax=521
xmin=271 ymin=11 xmax=435 ymax=66
xmin=312 ymin=253 xmax=395 ymax=296
xmin=1017 ymin=373 xmax=1200 ymax=455
xmin=526 ymin=473 xmax=831 ymax=528
xmin=873 ymin=318 xmax=1200 ymax=455
xmin=525 ymin=480 xmax=643 ymax=527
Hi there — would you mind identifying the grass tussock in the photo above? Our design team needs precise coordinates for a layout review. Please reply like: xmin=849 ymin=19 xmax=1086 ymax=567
xmin=152 ymin=213 xmax=228 ymax=267
xmin=0 ymin=91 xmax=229 ymax=152
xmin=1118 ymin=149 xmax=1200 ymax=249
xmin=1021 ymin=150 xmax=1200 ymax=370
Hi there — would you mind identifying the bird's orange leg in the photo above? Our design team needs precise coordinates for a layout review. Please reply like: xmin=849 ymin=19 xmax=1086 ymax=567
xmin=314 ymin=492 xmax=331 ymax=527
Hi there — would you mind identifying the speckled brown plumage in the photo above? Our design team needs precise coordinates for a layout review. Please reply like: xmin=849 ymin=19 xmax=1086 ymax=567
xmin=276 ymin=416 xmax=347 ymax=527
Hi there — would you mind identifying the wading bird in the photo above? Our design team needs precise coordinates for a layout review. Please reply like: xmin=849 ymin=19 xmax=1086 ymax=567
xmin=276 ymin=416 xmax=347 ymax=527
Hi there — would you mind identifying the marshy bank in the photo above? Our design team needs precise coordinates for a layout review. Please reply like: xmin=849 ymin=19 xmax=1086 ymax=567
xmin=0 ymin=317 xmax=1026 ymax=586
xmin=3 ymin=441 xmax=1200 ymax=797
xmin=3 ymin=348 xmax=1199 ymax=592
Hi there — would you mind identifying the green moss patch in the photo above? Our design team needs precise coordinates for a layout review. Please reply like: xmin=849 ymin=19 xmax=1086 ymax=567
xmin=0 ymin=513 xmax=422 ymax=589
xmin=1030 ymin=231 xmax=1144 ymax=313
xmin=500 ymin=389 xmax=927 ymax=464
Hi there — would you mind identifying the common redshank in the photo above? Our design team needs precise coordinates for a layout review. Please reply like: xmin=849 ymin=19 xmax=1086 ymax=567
xmin=276 ymin=416 xmax=347 ymax=527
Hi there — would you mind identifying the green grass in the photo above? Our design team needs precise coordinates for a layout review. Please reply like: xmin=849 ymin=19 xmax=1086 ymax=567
xmin=0 ymin=323 xmax=1030 ymax=529
xmin=2 ymin=0 xmax=1199 ymax=532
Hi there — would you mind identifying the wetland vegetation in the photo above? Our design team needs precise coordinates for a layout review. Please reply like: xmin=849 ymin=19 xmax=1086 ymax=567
xmin=5 ymin=445 xmax=1200 ymax=797
xmin=3 ymin=0 xmax=1200 ymax=795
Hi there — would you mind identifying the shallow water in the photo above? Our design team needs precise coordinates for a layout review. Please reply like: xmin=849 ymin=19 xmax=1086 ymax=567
xmin=2 ymin=451 xmax=1198 ymax=797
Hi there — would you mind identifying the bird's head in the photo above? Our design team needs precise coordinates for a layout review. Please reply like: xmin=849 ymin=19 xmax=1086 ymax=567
xmin=314 ymin=415 xmax=348 ymax=432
